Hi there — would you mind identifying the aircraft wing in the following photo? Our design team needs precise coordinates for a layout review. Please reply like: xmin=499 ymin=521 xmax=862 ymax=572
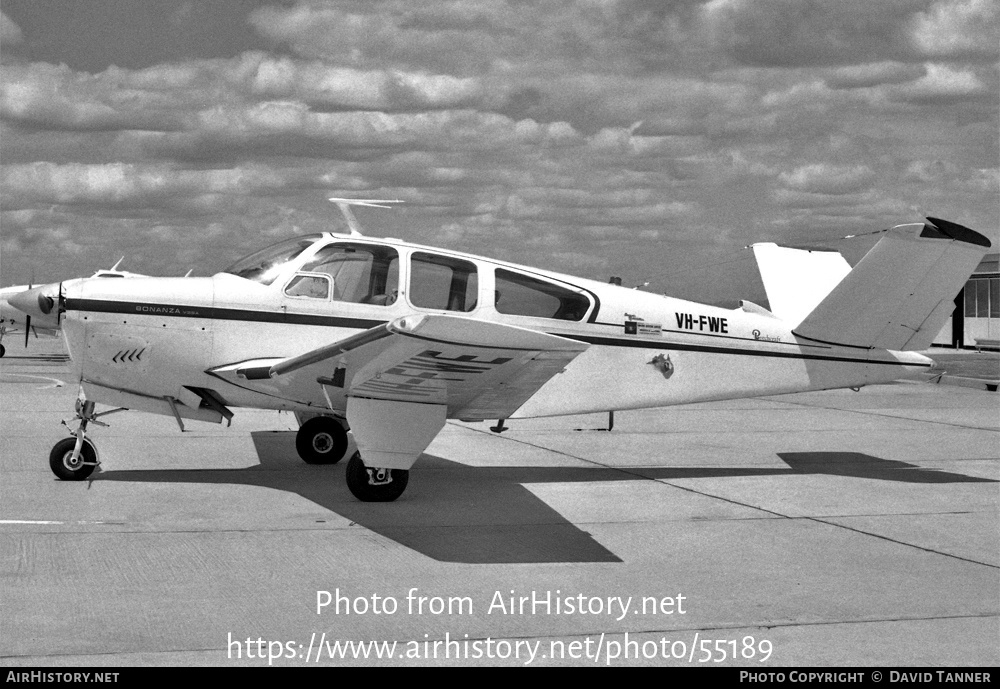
xmin=211 ymin=314 xmax=588 ymax=420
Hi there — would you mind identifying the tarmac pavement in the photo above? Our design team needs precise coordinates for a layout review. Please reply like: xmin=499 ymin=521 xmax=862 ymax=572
xmin=1 ymin=339 xmax=997 ymax=667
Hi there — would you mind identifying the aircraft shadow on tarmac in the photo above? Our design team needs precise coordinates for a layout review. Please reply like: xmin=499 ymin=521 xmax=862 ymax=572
xmin=94 ymin=431 xmax=996 ymax=565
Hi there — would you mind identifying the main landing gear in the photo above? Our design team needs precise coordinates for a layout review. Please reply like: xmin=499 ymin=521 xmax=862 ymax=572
xmin=49 ymin=399 xmax=122 ymax=480
xmin=345 ymin=451 xmax=408 ymax=502
xmin=295 ymin=416 xmax=349 ymax=464
xmin=294 ymin=415 xmax=407 ymax=501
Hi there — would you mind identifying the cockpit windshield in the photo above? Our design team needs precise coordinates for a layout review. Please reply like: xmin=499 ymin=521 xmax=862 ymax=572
xmin=222 ymin=235 xmax=322 ymax=285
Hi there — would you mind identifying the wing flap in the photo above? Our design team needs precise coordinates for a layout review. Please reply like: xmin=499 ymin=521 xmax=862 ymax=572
xmin=210 ymin=314 xmax=589 ymax=419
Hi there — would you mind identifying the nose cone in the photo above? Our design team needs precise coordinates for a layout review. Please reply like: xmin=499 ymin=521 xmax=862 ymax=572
xmin=9 ymin=284 xmax=58 ymax=322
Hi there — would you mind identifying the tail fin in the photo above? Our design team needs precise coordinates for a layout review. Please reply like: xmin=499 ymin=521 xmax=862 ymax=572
xmin=793 ymin=218 xmax=990 ymax=351
xmin=751 ymin=243 xmax=852 ymax=327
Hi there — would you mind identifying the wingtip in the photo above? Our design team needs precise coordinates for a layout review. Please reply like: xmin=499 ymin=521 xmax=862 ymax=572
xmin=923 ymin=217 xmax=991 ymax=249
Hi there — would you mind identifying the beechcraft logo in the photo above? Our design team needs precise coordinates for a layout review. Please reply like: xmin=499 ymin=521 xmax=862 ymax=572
xmin=647 ymin=353 xmax=674 ymax=379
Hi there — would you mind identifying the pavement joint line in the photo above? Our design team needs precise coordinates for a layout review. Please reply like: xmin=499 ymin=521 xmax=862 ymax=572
xmin=803 ymin=516 xmax=999 ymax=570
xmin=465 ymin=429 xmax=927 ymax=436
xmin=456 ymin=422 xmax=794 ymax=520
xmin=0 ymin=516 xmax=793 ymax=536
xmin=453 ymin=423 xmax=1000 ymax=570
xmin=2 ymin=612 xmax=997 ymax=663
xmin=753 ymin=397 xmax=1000 ymax=433
xmin=3 ymin=508 xmax=991 ymax=536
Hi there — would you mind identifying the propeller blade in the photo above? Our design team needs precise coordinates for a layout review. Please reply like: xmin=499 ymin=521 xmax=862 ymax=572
xmin=25 ymin=280 xmax=33 ymax=347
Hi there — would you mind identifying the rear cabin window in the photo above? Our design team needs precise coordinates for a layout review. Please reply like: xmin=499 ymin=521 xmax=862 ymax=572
xmin=494 ymin=269 xmax=590 ymax=321
xmin=409 ymin=252 xmax=478 ymax=312
xmin=300 ymin=243 xmax=399 ymax=305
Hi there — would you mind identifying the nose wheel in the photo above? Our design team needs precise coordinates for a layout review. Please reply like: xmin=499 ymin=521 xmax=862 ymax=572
xmin=49 ymin=437 xmax=98 ymax=480
xmin=49 ymin=398 xmax=125 ymax=480
xmin=345 ymin=451 xmax=409 ymax=502
xmin=295 ymin=416 xmax=349 ymax=464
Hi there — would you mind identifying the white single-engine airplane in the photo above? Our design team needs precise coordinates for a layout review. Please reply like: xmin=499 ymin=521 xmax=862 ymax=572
xmin=10 ymin=203 xmax=991 ymax=502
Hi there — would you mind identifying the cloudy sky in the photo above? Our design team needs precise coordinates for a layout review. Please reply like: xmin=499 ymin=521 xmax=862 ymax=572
xmin=1 ymin=0 xmax=997 ymax=304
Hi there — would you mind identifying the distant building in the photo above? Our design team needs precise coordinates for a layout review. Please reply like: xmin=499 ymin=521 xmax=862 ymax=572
xmin=934 ymin=252 xmax=999 ymax=348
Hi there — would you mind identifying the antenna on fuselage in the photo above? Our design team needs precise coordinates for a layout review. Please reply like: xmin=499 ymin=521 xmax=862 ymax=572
xmin=328 ymin=197 xmax=404 ymax=237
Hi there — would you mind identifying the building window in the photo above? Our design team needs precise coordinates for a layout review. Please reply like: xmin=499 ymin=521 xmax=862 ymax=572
xmin=965 ymin=280 xmax=978 ymax=317
xmin=976 ymin=278 xmax=989 ymax=318
xmin=964 ymin=278 xmax=1000 ymax=319
xmin=494 ymin=269 xmax=590 ymax=321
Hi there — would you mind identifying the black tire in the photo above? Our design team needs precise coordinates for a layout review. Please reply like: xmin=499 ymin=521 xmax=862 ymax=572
xmin=0 ymin=344 xmax=5 ymax=357
xmin=345 ymin=451 xmax=409 ymax=502
xmin=49 ymin=437 xmax=97 ymax=480
xmin=295 ymin=416 xmax=349 ymax=465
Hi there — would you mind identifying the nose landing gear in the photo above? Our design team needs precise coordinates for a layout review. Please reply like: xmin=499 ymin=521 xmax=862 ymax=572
xmin=49 ymin=398 xmax=125 ymax=480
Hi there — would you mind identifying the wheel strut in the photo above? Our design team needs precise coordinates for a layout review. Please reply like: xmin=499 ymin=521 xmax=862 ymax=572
xmin=60 ymin=399 xmax=126 ymax=469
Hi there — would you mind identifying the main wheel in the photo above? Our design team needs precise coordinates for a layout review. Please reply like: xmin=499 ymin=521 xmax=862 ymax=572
xmin=345 ymin=451 xmax=409 ymax=502
xmin=0 ymin=343 xmax=5 ymax=357
xmin=295 ymin=416 xmax=349 ymax=464
xmin=49 ymin=437 xmax=98 ymax=480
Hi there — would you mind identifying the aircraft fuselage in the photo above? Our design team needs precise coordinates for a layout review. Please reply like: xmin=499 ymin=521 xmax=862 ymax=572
xmin=57 ymin=233 xmax=931 ymax=425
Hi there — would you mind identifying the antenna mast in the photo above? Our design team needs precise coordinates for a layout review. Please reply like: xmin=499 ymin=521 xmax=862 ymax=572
xmin=328 ymin=197 xmax=403 ymax=237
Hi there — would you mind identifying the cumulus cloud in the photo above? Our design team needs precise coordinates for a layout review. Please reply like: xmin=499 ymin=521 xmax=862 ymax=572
xmin=248 ymin=1 xmax=705 ymax=76
xmin=0 ymin=12 xmax=24 ymax=48
xmin=0 ymin=2 xmax=996 ymax=297
xmin=250 ymin=57 xmax=483 ymax=110
xmin=703 ymin=0 xmax=999 ymax=68
xmin=779 ymin=164 xmax=877 ymax=195
xmin=702 ymin=0 xmax=927 ymax=67
xmin=908 ymin=0 xmax=1000 ymax=60
xmin=0 ymin=161 xmax=291 ymax=210
xmin=0 ymin=10 xmax=23 ymax=46
xmin=0 ymin=62 xmax=194 ymax=132
xmin=824 ymin=62 xmax=928 ymax=89
xmin=888 ymin=63 xmax=990 ymax=103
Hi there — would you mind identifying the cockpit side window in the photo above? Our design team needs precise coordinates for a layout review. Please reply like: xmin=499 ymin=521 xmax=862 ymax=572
xmin=223 ymin=235 xmax=322 ymax=286
xmin=409 ymin=252 xmax=478 ymax=312
xmin=301 ymin=243 xmax=399 ymax=305
xmin=284 ymin=273 xmax=331 ymax=300
xmin=494 ymin=269 xmax=590 ymax=321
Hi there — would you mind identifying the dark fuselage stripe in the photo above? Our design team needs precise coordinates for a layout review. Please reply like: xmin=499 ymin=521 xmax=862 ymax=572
xmin=556 ymin=334 xmax=927 ymax=367
xmin=66 ymin=298 xmax=929 ymax=368
xmin=67 ymin=298 xmax=384 ymax=330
